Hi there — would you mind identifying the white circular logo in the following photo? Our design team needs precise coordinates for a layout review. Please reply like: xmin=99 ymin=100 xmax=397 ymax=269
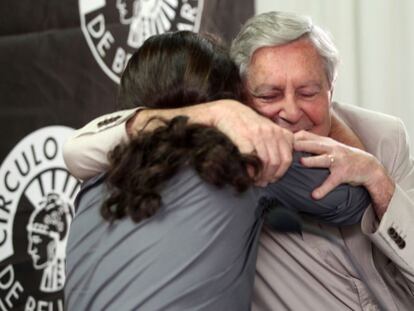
xmin=0 ymin=126 xmax=79 ymax=310
xmin=79 ymin=0 xmax=204 ymax=83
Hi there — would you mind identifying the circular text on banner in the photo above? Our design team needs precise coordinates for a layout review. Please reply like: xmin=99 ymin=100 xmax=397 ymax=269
xmin=79 ymin=0 xmax=205 ymax=83
xmin=0 ymin=126 xmax=80 ymax=311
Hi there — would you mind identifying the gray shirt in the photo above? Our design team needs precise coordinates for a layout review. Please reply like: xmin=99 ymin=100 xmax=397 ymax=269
xmin=65 ymin=153 xmax=370 ymax=311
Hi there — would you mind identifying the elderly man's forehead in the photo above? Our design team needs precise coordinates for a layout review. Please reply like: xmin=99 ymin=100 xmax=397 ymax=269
xmin=250 ymin=37 xmax=320 ymax=63
xmin=245 ymin=39 xmax=329 ymax=86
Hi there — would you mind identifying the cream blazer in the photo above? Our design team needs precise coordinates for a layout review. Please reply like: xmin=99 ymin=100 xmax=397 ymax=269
xmin=63 ymin=102 xmax=414 ymax=310
xmin=253 ymin=102 xmax=414 ymax=310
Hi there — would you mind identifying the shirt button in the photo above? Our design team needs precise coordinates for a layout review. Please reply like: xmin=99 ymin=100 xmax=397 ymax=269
xmin=388 ymin=227 xmax=396 ymax=238
xmin=97 ymin=119 xmax=108 ymax=126
xmin=398 ymin=239 xmax=406 ymax=249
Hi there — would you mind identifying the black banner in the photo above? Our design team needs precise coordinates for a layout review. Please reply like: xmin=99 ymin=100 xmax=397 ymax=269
xmin=0 ymin=1 xmax=254 ymax=309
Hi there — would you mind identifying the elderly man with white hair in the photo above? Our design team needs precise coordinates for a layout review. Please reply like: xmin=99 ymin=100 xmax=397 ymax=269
xmin=64 ymin=11 xmax=414 ymax=310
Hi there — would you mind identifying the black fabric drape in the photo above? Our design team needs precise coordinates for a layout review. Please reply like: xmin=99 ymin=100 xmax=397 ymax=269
xmin=0 ymin=1 xmax=254 ymax=309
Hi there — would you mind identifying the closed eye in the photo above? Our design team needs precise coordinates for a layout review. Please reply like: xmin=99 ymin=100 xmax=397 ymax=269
xmin=296 ymin=84 xmax=321 ymax=99
xmin=255 ymin=93 xmax=283 ymax=102
xmin=298 ymin=92 xmax=318 ymax=99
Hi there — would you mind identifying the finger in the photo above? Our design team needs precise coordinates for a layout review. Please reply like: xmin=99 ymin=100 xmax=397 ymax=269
xmin=300 ymin=154 xmax=333 ymax=168
xmin=248 ymin=165 xmax=268 ymax=187
xmin=312 ymin=173 xmax=342 ymax=199
xmin=236 ymin=137 xmax=255 ymax=155
xmin=260 ymin=134 xmax=279 ymax=184
xmin=264 ymin=143 xmax=280 ymax=182
xmin=246 ymin=164 xmax=256 ymax=179
xmin=252 ymin=137 xmax=271 ymax=185
xmin=294 ymin=130 xmax=320 ymax=141
xmin=237 ymin=139 xmax=263 ymax=183
xmin=273 ymin=139 xmax=293 ymax=180
xmin=294 ymin=139 xmax=328 ymax=155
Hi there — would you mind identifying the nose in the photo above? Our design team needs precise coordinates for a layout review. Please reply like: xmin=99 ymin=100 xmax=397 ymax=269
xmin=278 ymin=95 xmax=303 ymax=124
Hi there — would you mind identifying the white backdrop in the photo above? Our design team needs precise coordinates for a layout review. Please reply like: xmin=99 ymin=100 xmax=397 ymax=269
xmin=255 ymin=0 xmax=414 ymax=150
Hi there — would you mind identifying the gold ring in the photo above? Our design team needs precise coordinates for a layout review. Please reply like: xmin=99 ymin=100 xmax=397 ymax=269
xmin=328 ymin=154 xmax=335 ymax=165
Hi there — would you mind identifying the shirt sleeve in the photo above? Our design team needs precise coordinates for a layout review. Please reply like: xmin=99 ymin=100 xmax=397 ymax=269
xmin=361 ymin=118 xmax=414 ymax=290
xmin=63 ymin=108 xmax=140 ymax=180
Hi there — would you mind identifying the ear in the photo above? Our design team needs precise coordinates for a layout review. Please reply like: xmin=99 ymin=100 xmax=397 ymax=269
xmin=329 ymin=84 xmax=335 ymax=103
xmin=329 ymin=76 xmax=337 ymax=103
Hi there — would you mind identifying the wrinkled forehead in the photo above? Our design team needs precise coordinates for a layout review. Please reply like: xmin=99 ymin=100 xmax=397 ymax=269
xmin=245 ymin=39 xmax=329 ymax=87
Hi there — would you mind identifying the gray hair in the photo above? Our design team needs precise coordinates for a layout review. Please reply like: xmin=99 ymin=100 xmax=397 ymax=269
xmin=230 ymin=11 xmax=339 ymax=87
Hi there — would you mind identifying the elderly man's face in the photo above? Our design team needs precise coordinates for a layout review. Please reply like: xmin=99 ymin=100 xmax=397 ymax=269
xmin=245 ymin=38 xmax=332 ymax=136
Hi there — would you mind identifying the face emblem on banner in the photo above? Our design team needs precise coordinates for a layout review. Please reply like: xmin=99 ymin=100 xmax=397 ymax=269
xmin=79 ymin=0 xmax=204 ymax=83
xmin=26 ymin=192 xmax=72 ymax=293
xmin=0 ymin=126 xmax=79 ymax=311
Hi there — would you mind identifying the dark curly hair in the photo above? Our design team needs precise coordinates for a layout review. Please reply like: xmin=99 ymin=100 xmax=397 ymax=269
xmin=102 ymin=31 xmax=261 ymax=223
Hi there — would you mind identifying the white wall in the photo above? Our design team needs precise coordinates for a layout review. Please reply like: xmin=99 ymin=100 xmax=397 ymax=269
xmin=255 ymin=0 xmax=414 ymax=149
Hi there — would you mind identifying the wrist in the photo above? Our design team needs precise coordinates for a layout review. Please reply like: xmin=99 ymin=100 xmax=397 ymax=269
xmin=126 ymin=110 xmax=141 ymax=137
xmin=184 ymin=101 xmax=218 ymax=126
xmin=208 ymin=99 xmax=244 ymax=127
xmin=126 ymin=109 xmax=151 ymax=137
xmin=364 ymin=158 xmax=395 ymax=219
xmin=199 ymin=100 xmax=239 ymax=127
